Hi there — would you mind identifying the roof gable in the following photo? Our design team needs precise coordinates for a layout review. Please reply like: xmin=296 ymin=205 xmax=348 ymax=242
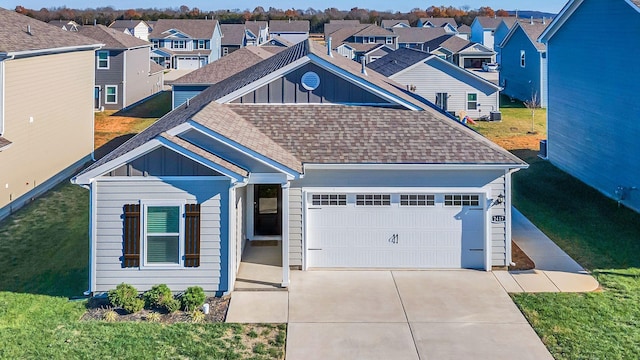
xmin=220 ymin=24 xmax=246 ymax=46
xmin=393 ymin=27 xmax=447 ymax=44
xmin=149 ymin=19 xmax=219 ymax=40
xmin=269 ymin=20 xmax=309 ymax=33
xmin=501 ymin=20 xmax=550 ymax=51
xmin=78 ymin=25 xmax=150 ymax=49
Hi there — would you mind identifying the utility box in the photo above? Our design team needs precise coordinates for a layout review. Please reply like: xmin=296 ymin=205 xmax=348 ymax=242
xmin=539 ymin=140 xmax=548 ymax=159
xmin=490 ymin=111 xmax=502 ymax=121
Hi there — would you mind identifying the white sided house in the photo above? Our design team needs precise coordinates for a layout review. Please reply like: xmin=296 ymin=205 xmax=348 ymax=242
xmin=73 ymin=40 xmax=527 ymax=295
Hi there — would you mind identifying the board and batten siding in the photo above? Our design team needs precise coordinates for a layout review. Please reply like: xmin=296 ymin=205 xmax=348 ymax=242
xmin=0 ymin=50 xmax=94 ymax=219
xmin=499 ymin=25 xmax=547 ymax=107
xmin=546 ymin=0 xmax=640 ymax=213
xmin=390 ymin=59 xmax=499 ymax=118
xmin=93 ymin=178 xmax=230 ymax=294
xmin=124 ymin=46 xmax=163 ymax=109
xmin=172 ymin=85 xmax=209 ymax=109
xmin=289 ymin=168 xmax=510 ymax=268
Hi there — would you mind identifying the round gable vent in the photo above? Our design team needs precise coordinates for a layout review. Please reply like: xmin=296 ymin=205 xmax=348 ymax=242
xmin=301 ymin=71 xmax=320 ymax=91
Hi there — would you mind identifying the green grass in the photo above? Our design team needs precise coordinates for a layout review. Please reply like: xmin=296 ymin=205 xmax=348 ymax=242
xmin=115 ymin=90 xmax=172 ymax=118
xmin=0 ymin=182 xmax=89 ymax=298
xmin=474 ymin=107 xmax=547 ymax=140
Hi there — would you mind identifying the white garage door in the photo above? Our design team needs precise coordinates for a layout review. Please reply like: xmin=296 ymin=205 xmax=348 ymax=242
xmin=306 ymin=193 xmax=485 ymax=269
xmin=177 ymin=57 xmax=200 ymax=70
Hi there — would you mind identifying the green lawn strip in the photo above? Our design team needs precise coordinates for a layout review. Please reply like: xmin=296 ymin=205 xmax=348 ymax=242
xmin=0 ymin=292 xmax=286 ymax=359
xmin=474 ymin=107 xmax=546 ymax=140
xmin=115 ymin=90 xmax=172 ymax=118
xmin=0 ymin=182 xmax=89 ymax=297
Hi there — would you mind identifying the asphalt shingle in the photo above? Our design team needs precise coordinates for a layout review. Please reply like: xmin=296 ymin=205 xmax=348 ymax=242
xmin=78 ymin=25 xmax=150 ymax=49
xmin=149 ymin=19 xmax=219 ymax=39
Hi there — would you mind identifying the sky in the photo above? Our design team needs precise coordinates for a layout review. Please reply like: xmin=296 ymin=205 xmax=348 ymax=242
xmin=2 ymin=1 xmax=565 ymax=14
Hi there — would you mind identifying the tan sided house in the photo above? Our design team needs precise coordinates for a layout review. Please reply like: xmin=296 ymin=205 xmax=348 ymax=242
xmin=0 ymin=8 xmax=102 ymax=220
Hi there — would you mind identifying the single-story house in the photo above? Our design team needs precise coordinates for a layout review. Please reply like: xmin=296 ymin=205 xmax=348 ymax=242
xmin=72 ymin=40 xmax=527 ymax=295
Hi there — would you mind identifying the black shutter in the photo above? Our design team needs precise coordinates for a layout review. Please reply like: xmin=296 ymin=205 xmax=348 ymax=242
xmin=123 ymin=204 xmax=140 ymax=267
xmin=184 ymin=204 xmax=201 ymax=267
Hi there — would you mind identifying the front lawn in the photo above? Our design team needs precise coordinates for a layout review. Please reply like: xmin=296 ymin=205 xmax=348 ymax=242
xmin=476 ymin=110 xmax=640 ymax=359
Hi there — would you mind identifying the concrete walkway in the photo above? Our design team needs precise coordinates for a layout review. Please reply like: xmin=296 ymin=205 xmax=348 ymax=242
xmin=493 ymin=207 xmax=599 ymax=293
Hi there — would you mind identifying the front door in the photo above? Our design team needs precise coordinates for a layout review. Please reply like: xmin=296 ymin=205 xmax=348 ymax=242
xmin=254 ymin=184 xmax=282 ymax=236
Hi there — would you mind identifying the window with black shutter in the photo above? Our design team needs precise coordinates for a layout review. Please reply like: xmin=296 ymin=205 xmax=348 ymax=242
xmin=123 ymin=204 xmax=141 ymax=267
xmin=184 ymin=204 xmax=201 ymax=267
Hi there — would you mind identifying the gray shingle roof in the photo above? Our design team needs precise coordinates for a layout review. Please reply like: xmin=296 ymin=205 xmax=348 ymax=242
xmin=353 ymin=24 xmax=396 ymax=37
xmin=149 ymin=19 xmax=219 ymax=39
xmin=150 ymin=60 xmax=164 ymax=74
xmin=392 ymin=27 xmax=447 ymax=43
xmin=269 ymin=20 xmax=309 ymax=33
xmin=244 ymin=21 xmax=268 ymax=37
xmin=516 ymin=20 xmax=551 ymax=51
xmin=475 ymin=16 xmax=513 ymax=29
xmin=109 ymin=20 xmax=149 ymax=31
xmin=633 ymin=0 xmax=640 ymax=7
xmin=220 ymin=24 xmax=246 ymax=46
xmin=0 ymin=137 xmax=12 ymax=151
xmin=501 ymin=17 xmax=518 ymax=29
xmin=78 ymin=25 xmax=150 ymax=49
xmin=324 ymin=22 xmax=363 ymax=38
xmin=366 ymin=47 xmax=431 ymax=77
xmin=169 ymin=46 xmax=276 ymax=85
xmin=457 ymin=24 xmax=471 ymax=33
xmin=424 ymin=35 xmax=473 ymax=53
xmin=227 ymin=105 xmax=525 ymax=165
xmin=326 ymin=25 xmax=369 ymax=43
xmin=0 ymin=8 xmax=101 ymax=54
xmin=420 ymin=18 xmax=457 ymax=27
xmin=380 ymin=19 xmax=410 ymax=28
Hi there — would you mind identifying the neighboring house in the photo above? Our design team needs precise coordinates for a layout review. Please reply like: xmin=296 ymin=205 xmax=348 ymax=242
xmin=109 ymin=20 xmax=151 ymax=41
xmin=79 ymin=25 xmax=164 ymax=111
xmin=263 ymin=36 xmax=293 ymax=48
xmin=72 ymin=39 xmax=527 ymax=295
xmin=381 ymin=19 xmax=410 ymax=29
xmin=220 ymin=24 xmax=247 ymax=56
xmin=245 ymin=21 xmax=269 ymax=46
xmin=149 ymin=19 xmax=222 ymax=70
xmin=0 ymin=9 xmax=102 ymax=220
xmin=499 ymin=19 xmax=550 ymax=107
xmin=323 ymin=19 xmax=361 ymax=39
xmin=367 ymin=47 xmax=501 ymax=118
xmin=470 ymin=16 xmax=513 ymax=49
xmin=168 ymin=46 xmax=278 ymax=108
xmin=425 ymin=35 xmax=496 ymax=69
xmin=269 ymin=20 xmax=309 ymax=44
xmin=48 ymin=19 xmax=80 ymax=31
xmin=493 ymin=17 xmax=518 ymax=63
xmin=392 ymin=27 xmax=447 ymax=50
xmin=539 ymin=0 xmax=640 ymax=212
xmin=417 ymin=17 xmax=458 ymax=33
xmin=329 ymin=24 xmax=398 ymax=63
xmin=457 ymin=24 xmax=471 ymax=40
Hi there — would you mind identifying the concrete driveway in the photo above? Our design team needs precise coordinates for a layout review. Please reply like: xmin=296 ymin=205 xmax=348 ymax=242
xmin=285 ymin=270 xmax=553 ymax=360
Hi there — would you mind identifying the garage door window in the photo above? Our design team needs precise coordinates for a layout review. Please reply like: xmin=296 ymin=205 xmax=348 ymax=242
xmin=400 ymin=194 xmax=435 ymax=206
xmin=356 ymin=194 xmax=391 ymax=206
xmin=444 ymin=194 xmax=480 ymax=207
xmin=312 ymin=194 xmax=347 ymax=206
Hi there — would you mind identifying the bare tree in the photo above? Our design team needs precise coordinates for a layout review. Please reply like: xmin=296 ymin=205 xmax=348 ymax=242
xmin=524 ymin=91 xmax=540 ymax=133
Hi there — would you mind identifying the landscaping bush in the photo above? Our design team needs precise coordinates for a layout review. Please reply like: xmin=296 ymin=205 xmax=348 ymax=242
xmin=164 ymin=298 xmax=181 ymax=313
xmin=108 ymin=283 xmax=144 ymax=314
xmin=181 ymin=286 xmax=206 ymax=311
xmin=143 ymin=284 xmax=173 ymax=309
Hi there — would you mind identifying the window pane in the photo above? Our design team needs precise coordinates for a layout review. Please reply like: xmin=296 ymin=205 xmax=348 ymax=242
xmin=468 ymin=93 xmax=477 ymax=101
xmin=147 ymin=206 xmax=179 ymax=233
xmin=147 ymin=235 xmax=179 ymax=263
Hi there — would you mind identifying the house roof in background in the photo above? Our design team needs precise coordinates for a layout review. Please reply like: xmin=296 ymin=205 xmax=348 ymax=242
xmin=366 ymin=47 xmax=431 ymax=77
xmin=381 ymin=19 xmax=410 ymax=28
xmin=169 ymin=46 xmax=276 ymax=85
xmin=424 ymin=34 xmax=473 ymax=53
xmin=109 ymin=19 xmax=149 ymax=30
xmin=324 ymin=21 xmax=363 ymax=38
xmin=392 ymin=27 xmax=446 ymax=43
xmin=220 ymin=24 xmax=246 ymax=46
xmin=457 ymin=24 xmax=471 ymax=33
xmin=150 ymin=60 xmax=164 ymax=74
xmin=0 ymin=137 xmax=12 ymax=151
xmin=149 ymin=19 xmax=219 ymax=39
xmin=264 ymin=36 xmax=294 ymax=47
xmin=420 ymin=17 xmax=457 ymax=27
xmin=514 ymin=19 xmax=551 ymax=51
xmin=326 ymin=25 xmax=369 ymax=43
xmin=244 ymin=20 xmax=268 ymax=37
xmin=475 ymin=16 xmax=513 ymax=29
xmin=269 ymin=20 xmax=309 ymax=33
xmin=78 ymin=25 xmax=150 ymax=49
xmin=0 ymin=8 xmax=101 ymax=54
xmin=352 ymin=24 xmax=396 ymax=37
xmin=500 ymin=17 xmax=519 ymax=29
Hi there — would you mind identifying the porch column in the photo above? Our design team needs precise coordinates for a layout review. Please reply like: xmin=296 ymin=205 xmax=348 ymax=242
xmin=281 ymin=182 xmax=290 ymax=287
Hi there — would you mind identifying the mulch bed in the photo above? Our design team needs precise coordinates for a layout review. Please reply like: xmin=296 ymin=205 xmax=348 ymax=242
xmin=82 ymin=296 xmax=230 ymax=323
xmin=509 ymin=240 xmax=536 ymax=271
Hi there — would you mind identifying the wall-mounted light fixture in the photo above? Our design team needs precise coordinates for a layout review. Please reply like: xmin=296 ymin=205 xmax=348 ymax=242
xmin=492 ymin=194 xmax=505 ymax=206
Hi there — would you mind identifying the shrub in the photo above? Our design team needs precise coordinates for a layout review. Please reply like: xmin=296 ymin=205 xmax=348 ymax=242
xmin=146 ymin=312 xmax=161 ymax=323
xmin=164 ymin=298 xmax=181 ymax=313
xmin=190 ymin=310 xmax=205 ymax=323
xmin=181 ymin=286 xmax=206 ymax=311
xmin=144 ymin=284 xmax=173 ymax=309
xmin=103 ymin=309 xmax=118 ymax=322
xmin=108 ymin=283 xmax=144 ymax=314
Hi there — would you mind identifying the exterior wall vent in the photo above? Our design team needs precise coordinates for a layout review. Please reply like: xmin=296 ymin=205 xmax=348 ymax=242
xmin=301 ymin=71 xmax=320 ymax=91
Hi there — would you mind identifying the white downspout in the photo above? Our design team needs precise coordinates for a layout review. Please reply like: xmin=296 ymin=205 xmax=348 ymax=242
xmin=281 ymin=182 xmax=290 ymax=287
xmin=84 ymin=180 xmax=97 ymax=296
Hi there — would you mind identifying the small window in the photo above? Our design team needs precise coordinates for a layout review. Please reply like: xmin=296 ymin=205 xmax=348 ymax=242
xmin=172 ymin=40 xmax=185 ymax=49
xmin=444 ymin=194 xmax=480 ymax=207
xmin=520 ymin=50 xmax=526 ymax=67
xmin=222 ymin=47 xmax=229 ymax=56
xmin=467 ymin=93 xmax=478 ymax=110
xmin=436 ymin=92 xmax=448 ymax=111
xmin=152 ymin=40 xmax=159 ymax=48
xmin=368 ymin=36 xmax=375 ymax=43
xmin=301 ymin=71 xmax=320 ymax=91
xmin=198 ymin=40 xmax=206 ymax=49
xmin=404 ymin=43 xmax=410 ymax=48
xmin=386 ymin=36 xmax=393 ymax=45
xmin=145 ymin=205 xmax=181 ymax=264
xmin=400 ymin=194 xmax=435 ymax=206
xmin=105 ymin=85 xmax=117 ymax=104
xmin=356 ymin=194 xmax=391 ymax=206
xmin=312 ymin=194 xmax=347 ymax=206
xmin=97 ymin=51 xmax=109 ymax=69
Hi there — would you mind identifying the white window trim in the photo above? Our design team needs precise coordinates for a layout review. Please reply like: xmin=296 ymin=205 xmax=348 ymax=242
xmin=140 ymin=200 xmax=186 ymax=269
xmin=105 ymin=85 xmax=118 ymax=104
xmin=520 ymin=50 xmax=526 ymax=68
xmin=172 ymin=40 xmax=186 ymax=49
xmin=152 ymin=40 xmax=159 ymax=48
xmin=222 ymin=47 xmax=229 ymax=56
xmin=386 ymin=36 xmax=393 ymax=45
xmin=466 ymin=92 xmax=478 ymax=111
xmin=97 ymin=50 xmax=109 ymax=69
xmin=198 ymin=39 xmax=206 ymax=49
xmin=368 ymin=36 xmax=375 ymax=44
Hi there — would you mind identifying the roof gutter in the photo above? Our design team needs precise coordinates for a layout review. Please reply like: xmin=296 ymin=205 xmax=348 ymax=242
xmin=6 ymin=43 xmax=104 ymax=58
xmin=303 ymin=163 xmax=529 ymax=171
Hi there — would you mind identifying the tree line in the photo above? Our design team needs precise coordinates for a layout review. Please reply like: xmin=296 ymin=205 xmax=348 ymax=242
xmin=14 ymin=5 xmax=510 ymax=33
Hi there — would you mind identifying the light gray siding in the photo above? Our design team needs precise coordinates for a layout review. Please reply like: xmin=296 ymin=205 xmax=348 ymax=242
xmin=289 ymin=168 xmax=510 ymax=267
xmin=546 ymin=0 xmax=640 ymax=212
xmin=391 ymin=59 xmax=499 ymax=118
xmin=231 ymin=63 xmax=393 ymax=105
xmin=288 ymin=187 xmax=303 ymax=268
xmin=94 ymin=178 xmax=230 ymax=294
xmin=123 ymin=46 xmax=163 ymax=109
xmin=96 ymin=49 xmax=124 ymax=110
xmin=172 ymin=85 xmax=209 ymax=109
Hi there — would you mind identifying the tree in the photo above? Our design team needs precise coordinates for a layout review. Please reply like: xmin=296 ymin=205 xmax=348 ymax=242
xmin=496 ymin=9 xmax=510 ymax=17
xmin=524 ymin=91 xmax=540 ymax=133
xmin=478 ymin=6 xmax=495 ymax=17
